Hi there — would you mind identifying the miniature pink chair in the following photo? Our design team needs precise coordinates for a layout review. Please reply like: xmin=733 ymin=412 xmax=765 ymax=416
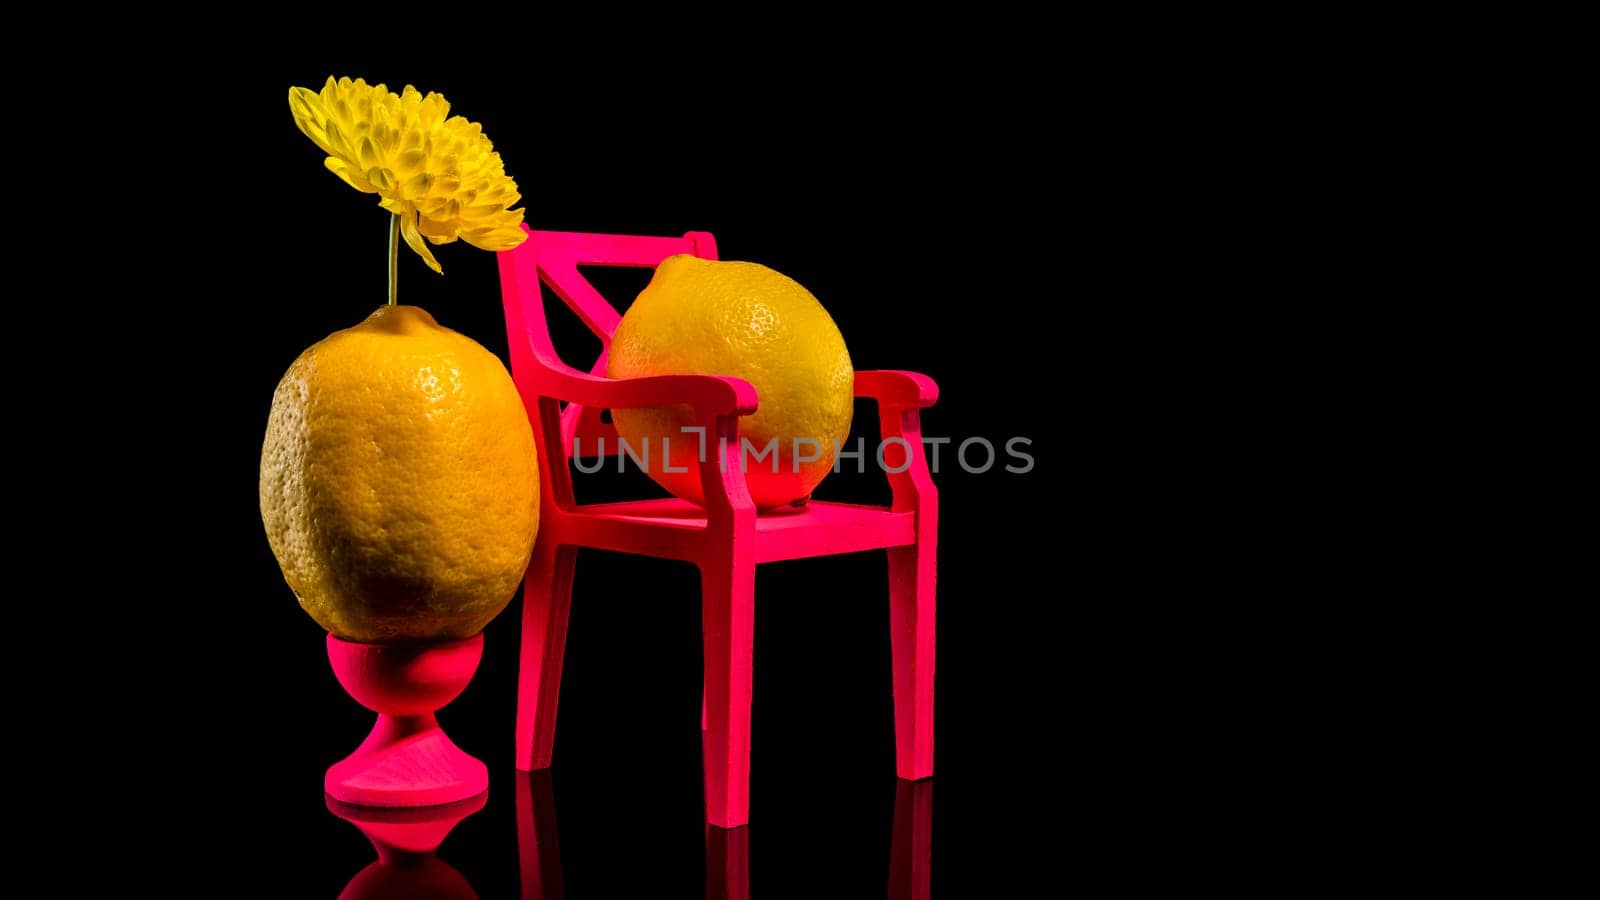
xmin=498 ymin=227 xmax=938 ymax=827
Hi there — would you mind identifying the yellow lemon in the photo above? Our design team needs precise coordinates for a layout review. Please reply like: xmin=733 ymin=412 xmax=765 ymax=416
xmin=260 ymin=305 xmax=539 ymax=642
xmin=607 ymin=256 xmax=852 ymax=509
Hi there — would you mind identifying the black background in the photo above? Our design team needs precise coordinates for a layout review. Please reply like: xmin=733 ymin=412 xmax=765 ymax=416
xmin=128 ymin=52 xmax=1078 ymax=897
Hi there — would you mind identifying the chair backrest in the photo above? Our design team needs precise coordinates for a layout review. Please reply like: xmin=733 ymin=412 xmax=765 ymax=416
xmin=497 ymin=227 xmax=719 ymax=507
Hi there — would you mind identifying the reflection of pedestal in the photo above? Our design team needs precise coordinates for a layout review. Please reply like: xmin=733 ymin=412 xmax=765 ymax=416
xmin=326 ymin=791 xmax=485 ymax=900
xmin=326 ymin=633 xmax=489 ymax=807
xmin=514 ymin=773 xmax=933 ymax=898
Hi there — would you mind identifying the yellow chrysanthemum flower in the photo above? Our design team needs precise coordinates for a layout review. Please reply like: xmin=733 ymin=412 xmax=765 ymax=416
xmin=289 ymin=76 xmax=526 ymax=273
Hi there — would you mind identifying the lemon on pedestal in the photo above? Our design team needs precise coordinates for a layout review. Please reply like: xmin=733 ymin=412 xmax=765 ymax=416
xmin=260 ymin=305 xmax=539 ymax=642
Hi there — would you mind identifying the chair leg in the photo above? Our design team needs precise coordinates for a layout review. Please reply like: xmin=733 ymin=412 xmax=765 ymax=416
xmin=889 ymin=537 xmax=936 ymax=780
xmin=517 ymin=542 xmax=578 ymax=772
xmin=701 ymin=556 xmax=757 ymax=828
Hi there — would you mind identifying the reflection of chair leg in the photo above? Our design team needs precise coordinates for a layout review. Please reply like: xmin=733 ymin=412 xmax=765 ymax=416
xmin=889 ymin=536 xmax=936 ymax=781
xmin=516 ymin=770 xmax=565 ymax=900
xmin=517 ymin=543 xmax=578 ymax=771
xmin=705 ymin=826 xmax=750 ymax=900
xmin=889 ymin=779 xmax=933 ymax=900
xmin=702 ymin=555 xmax=757 ymax=828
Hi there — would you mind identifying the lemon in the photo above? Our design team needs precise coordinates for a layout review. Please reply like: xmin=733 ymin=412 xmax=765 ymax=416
xmin=607 ymin=256 xmax=852 ymax=509
xmin=260 ymin=305 xmax=539 ymax=642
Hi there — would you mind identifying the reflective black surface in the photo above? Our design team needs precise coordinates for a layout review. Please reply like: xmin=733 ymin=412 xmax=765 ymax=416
xmin=266 ymin=765 xmax=944 ymax=896
xmin=180 ymin=547 xmax=1034 ymax=897
xmin=149 ymin=57 xmax=1059 ymax=898
xmin=170 ymin=516 xmax=1043 ymax=896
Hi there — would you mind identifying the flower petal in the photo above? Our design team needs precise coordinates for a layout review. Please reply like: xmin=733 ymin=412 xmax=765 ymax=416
xmin=417 ymin=214 xmax=456 ymax=240
xmin=324 ymin=157 xmax=372 ymax=192
xmin=395 ymin=148 xmax=427 ymax=179
xmin=403 ymin=174 xmax=433 ymax=202
xmin=323 ymin=120 xmax=354 ymax=162
xmin=398 ymin=208 xmax=442 ymax=273
xmin=358 ymin=136 xmax=381 ymax=171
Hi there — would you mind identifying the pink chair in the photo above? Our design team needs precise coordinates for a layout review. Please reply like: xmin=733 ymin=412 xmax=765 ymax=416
xmin=498 ymin=227 xmax=938 ymax=827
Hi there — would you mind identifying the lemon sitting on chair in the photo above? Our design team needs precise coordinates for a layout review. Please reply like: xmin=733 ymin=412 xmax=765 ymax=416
xmin=607 ymin=255 xmax=853 ymax=510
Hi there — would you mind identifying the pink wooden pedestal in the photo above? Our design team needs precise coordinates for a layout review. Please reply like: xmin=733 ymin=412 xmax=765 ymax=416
xmin=325 ymin=633 xmax=489 ymax=807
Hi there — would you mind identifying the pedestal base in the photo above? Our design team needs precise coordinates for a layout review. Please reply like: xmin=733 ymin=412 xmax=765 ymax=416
xmin=325 ymin=715 xmax=489 ymax=807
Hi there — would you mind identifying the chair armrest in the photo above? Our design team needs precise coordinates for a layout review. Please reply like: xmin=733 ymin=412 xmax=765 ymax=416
xmin=541 ymin=368 xmax=759 ymax=418
xmin=852 ymin=370 xmax=937 ymax=513
xmin=536 ymin=365 xmax=762 ymax=518
xmin=855 ymin=370 xmax=938 ymax=409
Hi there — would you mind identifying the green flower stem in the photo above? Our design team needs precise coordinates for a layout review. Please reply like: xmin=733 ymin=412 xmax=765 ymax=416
xmin=387 ymin=213 xmax=400 ymax=307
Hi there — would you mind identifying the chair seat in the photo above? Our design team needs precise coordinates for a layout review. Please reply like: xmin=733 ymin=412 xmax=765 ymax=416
xmin=556 ymin=497 xmax=917 ymax=564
